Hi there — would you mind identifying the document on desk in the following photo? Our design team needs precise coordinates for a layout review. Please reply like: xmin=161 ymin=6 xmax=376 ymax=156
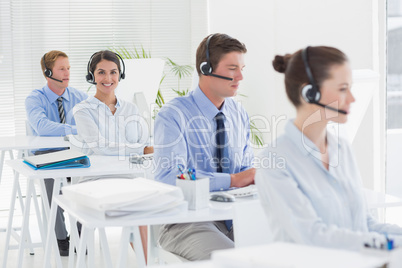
xmin=23 ymin=149 xmax=90 ymax=170
xmin=62 ymin=178 xmax=187 ymax=219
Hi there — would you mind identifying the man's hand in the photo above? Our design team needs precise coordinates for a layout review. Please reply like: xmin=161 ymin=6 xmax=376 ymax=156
xmin=230 ymin=168 xmax=256 ymax=188
xmin=143 ymin=146 xmax=154 ymax=154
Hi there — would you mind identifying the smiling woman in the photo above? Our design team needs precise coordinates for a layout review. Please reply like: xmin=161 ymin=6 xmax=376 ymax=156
xmin=71 ymin=50 xmax=154 ymax=261
xmin=73 ymin=50 xmax=153 ymax=157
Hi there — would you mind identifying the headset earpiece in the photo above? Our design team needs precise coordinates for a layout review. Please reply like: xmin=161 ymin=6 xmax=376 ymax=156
xmin=200 ymin=61 xmax=211 ymax=75
xmin=114 ymin=53 xmax=126 ymax=81
xmin=44 ymin=68 xmax=52 ymax=78
xmin=86 ymin=73 xmax=94 ymax=84
xmin=301 ymin=84 xmax=321 ymax=103
xmin=86 ymin=52 xmax=97 ymax=85
xmin=43 ymin=54 xmax=52 ymax=78
xmin=42 ymin=53 xmax=63 ymax=83
xmin=200 ymin=34 xmax=214 ymax=76
xmin=301 ymin=47 xmax=321 ymax=104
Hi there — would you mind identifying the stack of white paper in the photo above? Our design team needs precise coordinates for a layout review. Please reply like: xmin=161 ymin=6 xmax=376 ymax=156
xmin=62 ymin=178 xmax=187 ymax=220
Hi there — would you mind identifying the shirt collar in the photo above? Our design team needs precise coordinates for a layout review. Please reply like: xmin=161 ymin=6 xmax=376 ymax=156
xmin=284 ymin=120 xmax=341 ymax=161
xmin=44 ymin=84 xmax=70 ymax=103
xmin=87 ymin=95 xmax=121 ymax=108
xmin=192 ymin=86 xmax=228 ymax=121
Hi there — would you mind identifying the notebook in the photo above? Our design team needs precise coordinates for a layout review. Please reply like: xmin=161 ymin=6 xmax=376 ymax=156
xmin=23 ymin=149 xmax=90 ymax=170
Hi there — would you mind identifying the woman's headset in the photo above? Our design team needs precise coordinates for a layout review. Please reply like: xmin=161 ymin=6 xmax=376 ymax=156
xmin=86 ymin=51 xmax=126 ymax=85
xmin=301 ymin=46 xmax=321 ymax=104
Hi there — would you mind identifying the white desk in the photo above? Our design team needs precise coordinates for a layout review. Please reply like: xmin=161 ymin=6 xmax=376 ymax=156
xmin=0 ymin=135 xmax=68 ymax=183
xmin=44 ymin=194 xmax=258 ymax=268
xmin=2 ymin=155 xmax=145 ymax=268
xmin=131 ymin=243 xmax=396 ymax=268
xmin=211 ymin=242 xmax=393 ymax=268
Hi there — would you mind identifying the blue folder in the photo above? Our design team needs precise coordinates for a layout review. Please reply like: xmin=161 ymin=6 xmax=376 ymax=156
xmin=23 ymin=149 xmax=91 ymax=170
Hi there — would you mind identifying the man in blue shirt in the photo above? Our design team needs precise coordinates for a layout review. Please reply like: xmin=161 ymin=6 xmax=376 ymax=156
xmin=154 ymin=34 xmax=255 ymax=260
xmin=25 ymin=50 xmax=87 ymax=256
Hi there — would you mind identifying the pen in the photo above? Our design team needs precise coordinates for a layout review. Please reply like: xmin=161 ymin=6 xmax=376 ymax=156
xmin=177 ymin=164 xmax=185 ymax=174
xmin=188 ymin=168 xmax=196 ymax=180
xmin=385 ymin=234 xmax=394 ymax=250
xmin=192 ymin=168 xmax=196 ymax=180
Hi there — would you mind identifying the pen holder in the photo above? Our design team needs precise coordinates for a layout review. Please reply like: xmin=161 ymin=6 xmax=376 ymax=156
xmin=176 ymin=177 xmax=209 ymax=210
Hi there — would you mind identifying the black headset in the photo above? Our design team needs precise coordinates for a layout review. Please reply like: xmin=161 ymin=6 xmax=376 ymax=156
xmin=86 ymin=51 xmax=126 ymax=85
xmin=199 ymin=34 xmax=233 ymax=81
xmin=300 ymin=46 xmax=347 ymax=115
xmin=301 ymin=46 xmax=321 ymax=103
xmin=200 ymin=34 xmax=214 ymax=76
xmin=42 ymin=53 xmax=63 ymax=83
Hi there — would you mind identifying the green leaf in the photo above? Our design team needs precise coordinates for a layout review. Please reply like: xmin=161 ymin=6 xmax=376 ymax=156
xmin=250 ymin=120 xmax=264 ymax=147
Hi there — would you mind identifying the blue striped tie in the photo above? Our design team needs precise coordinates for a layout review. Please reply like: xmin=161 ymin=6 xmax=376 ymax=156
xmin=57 ymin=97 xmax=66 ymax=124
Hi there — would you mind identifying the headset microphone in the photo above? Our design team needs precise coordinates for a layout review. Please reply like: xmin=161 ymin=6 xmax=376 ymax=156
xmin=199 ymin=34 xmax=234 ymax=81
xmin=208 ymin=73 xmax=233 ymax=81
xmin=42 ymin=53 xmax=63 ymax=83
xmin=301 ymin=47 xmax=347 ymax=115
xmin=47 ymin=76 xmax=63 ymax=83
xmin=312 ymin=100 xmax=347 ymax=115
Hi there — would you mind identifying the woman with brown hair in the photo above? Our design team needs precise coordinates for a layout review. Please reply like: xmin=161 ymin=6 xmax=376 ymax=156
xmin=256 ymin=46 xmax=402 ymax=250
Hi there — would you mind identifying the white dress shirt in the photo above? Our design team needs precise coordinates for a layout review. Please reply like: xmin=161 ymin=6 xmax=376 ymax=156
xmin=256 ymin=120 xmax=402 ymax=251
xmin=73 ymin=96 xmax=149 ymax=156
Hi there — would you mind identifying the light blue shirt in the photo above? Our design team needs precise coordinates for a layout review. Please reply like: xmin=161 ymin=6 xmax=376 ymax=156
xmin=154 ymin=86 xmax=254 ymax=191
xmin=256 ymin=120 xmax=402 ymax=250
xmin=73 ymin=96 xmax=149 ymax=156
xmin=25 ymin=84 xmax=87 ymax=136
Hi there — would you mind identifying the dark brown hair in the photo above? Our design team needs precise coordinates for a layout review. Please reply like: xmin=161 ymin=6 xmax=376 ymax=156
xmin=89 ymin=50 xmax=122 ymax=75
xmin=41 ymin=50 xmax=68 ymax=78
xmin=196 ymin=33 xmax=247 ymax=76
xmin=272 ymin=46 xmax=348 ymax=107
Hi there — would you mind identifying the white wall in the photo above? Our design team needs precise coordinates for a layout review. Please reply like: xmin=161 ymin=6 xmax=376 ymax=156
xmin=209 ymin=0 xmax=386 ymax=190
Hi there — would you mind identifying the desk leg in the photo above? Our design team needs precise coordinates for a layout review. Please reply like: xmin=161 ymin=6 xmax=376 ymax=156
xmin=117 ymin=227 xmax=130 ymax=268
xmin=87 ymin=228 xmax=95 ymax=267
xmin=132 ymin=226 xmax=146 ymax=268
xmin=39 ymin=180 xmax=49 ymax=235
xmin=42 ymin=177 xmax=65 ymax=244
xmin=12 ymin=167 xmax=36 ymax=256
xmin=117 ymin=226 xmax=146 ymax=268
xmin=68 ymin=215 xmax=79 ymax=268
xmin=31 ymin=183 xmax=46 ymax=250
xmin=0 ymin=150 xmax=5 ymax=184
xmin=98 ymin=228 xmax=113 ymax=267
xmin=17 ymin=179 xmax=34 ymax=268
xmin=44 ymin=197 xmax=62 ymax=268
xmin=2 ymin=171 xmax=19 ymax=268
xmin=76 ymin=227 xmax=89 ymax=268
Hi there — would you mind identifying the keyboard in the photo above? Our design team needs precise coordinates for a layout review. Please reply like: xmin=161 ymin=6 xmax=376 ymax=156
xmin=129 ymin=153 xmax=154 ymax=164
xmin=224 ymin=185 xmax=257 ymax=197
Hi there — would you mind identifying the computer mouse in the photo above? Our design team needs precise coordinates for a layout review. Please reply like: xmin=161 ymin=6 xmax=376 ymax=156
xmin=210 ymin=192 xmax=236 ymax=202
